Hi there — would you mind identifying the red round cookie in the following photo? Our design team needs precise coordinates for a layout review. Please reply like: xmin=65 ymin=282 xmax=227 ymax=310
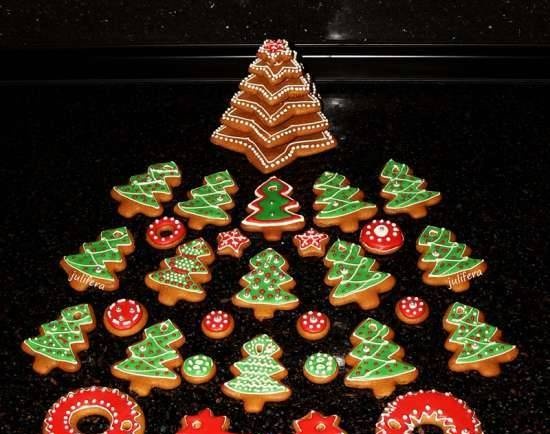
xmin=296 ymin=310 xmax=330 ymax=341
xmin=146 ymin=216 xmax=186 ymax=249
xmin=43 ymin=386 xmax=145 ymax=434
xmin=201 ymin=310 xmax=235 ymax=339
xmin=359 ymin=219 xmax=404 ymax=255
xmin=103 ymin=299 xmax=148 ymax=337
xmin=395 ymin=296 xmax=429 ymax=325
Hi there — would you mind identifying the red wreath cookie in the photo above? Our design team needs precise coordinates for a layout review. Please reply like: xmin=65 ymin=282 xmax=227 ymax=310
xmin=359 ymin=219 xmax=404 ymax=255
xmin=146 ymin=216 xmax=186 ymax=249
xmin=103 ymin=299 xmax=148 ymax=337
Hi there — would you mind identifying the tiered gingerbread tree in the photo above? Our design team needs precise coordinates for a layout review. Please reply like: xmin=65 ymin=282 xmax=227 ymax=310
xmin=211 ymin=39 xmax=336 ymax=173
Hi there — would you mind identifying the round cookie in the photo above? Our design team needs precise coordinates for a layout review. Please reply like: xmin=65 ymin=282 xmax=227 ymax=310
xmin=359 ymin=219 xmax=404 ymax=255
xmin=146 ymin=216 xmax=186 ymax=249
xmin=296 ymin=311 xmax=330 ymax=340
xmin=303 ymin=353 xmax=339 ymax=384
xmin=42 ymin=386 xmax=145 ymax=434
xmin=103 ymin=298 xmax=148 ymax=337
xmin=182 ymin=354 xmax=216 ymax=384
xmin=201 ymin=310 xmax=235 ymax=339
xmin=395 ymin=296 xmax=429 ymax=325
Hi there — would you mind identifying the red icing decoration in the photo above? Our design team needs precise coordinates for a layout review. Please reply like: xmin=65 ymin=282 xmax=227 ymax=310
xmin=375 ymin=390 xmax=483 ymax=434
xmin=147 ymin=216 xmax=186 ymax=247
xmin=360 ymin=219 xmax=404 ymax=253
xmin=43 ymin=386 xmax=143 ymax=434
xmin=396 ymin=296 xmax=428 ymax=320
xmin=217 ymin=228 xmax=250 ymax=255
xmin=105 ymin=299 xmax=144 ymax=331
xmin=293 ymin=410 xmax=346 ymax=434
xmin=298 ymin=311 xmax=329 ymax=334
xmin=294 ymin=228 xmax=329 ymax=250
xmin=263 ymin=39 xmax=287 ymax=53
xmin=202 ymin=310 xmax=233 ymax=333
xmin=176 ymin=408 xmax=234 ymax=434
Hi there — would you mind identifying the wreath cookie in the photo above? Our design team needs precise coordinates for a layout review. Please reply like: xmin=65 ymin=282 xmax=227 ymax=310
xmin=146 ymin=216 xmax=186 ymax=249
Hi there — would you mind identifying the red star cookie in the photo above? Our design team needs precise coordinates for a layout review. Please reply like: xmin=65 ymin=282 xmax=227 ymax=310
xmin=293 ymin=228 xmax=330 ymax=257
xmin=216 ymin=228 xmax=251 ymax=258
xmin=176 ymin=408 xmax=235 ymax=434
xmin=293 ymin=410 xmax=347 ymax=434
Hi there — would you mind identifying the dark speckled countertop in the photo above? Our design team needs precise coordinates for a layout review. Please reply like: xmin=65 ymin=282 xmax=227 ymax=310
xmin=1 ymin=81 xmax=548 ymax=432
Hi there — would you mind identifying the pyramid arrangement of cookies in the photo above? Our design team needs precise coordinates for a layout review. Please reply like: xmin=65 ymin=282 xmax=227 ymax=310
xmin=24 ymin=40 xmax=518 ymax=434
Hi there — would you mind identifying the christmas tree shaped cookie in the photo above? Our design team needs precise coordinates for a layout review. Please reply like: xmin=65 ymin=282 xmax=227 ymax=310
xmin=323 ymin=240 xmax=395 ymax=309
xmin=241 ymin=176 xmax=305 ymax=241
xmin=111 ymin=320 xmax=185 ymax=396
xmin=232 ymin=248 xmax=299 ymax=320
xmin=175 ymin=170 xmax=238 ymax=230
xmin=60 ymin=227 xmax=135 ymax=292
xmin=416 ymin=225 xmax=487 ymax=291
xmin=379 ymin=159 xmax=441 ymax=218
xmin=176 ymin=408 xmax=236 ymax=434
xmin=145 ymin=238 xmax=215 ymax=305
xmin=211 ymin=39 xmax=336 ymax=173
xmin=111 ymin=161 xmax=182 ymax=217
xmin=22 ymin=304 xmax=96 ymax=374
xmin=444 ymin=302 xmax=518 ymax=376
xmin=222 ymin=334 xmax=291 ymax=412
xmin=293 ymin=410 xmax=348 ymax=434
xmin=313 ymin=172 xmax=377 ymax=232
xmin=345 ymin=318 xmax=417 ymax=398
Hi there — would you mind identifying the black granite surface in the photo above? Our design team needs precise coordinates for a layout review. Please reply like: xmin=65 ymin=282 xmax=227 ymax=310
xmin=1 ymin=0 xmax=549 ymax=47
xmin=1 ymin=82 xmax=548 ymax=433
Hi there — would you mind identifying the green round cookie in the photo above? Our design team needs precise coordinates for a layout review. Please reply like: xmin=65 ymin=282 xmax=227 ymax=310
xmin=304 ymin=353 xmax=338 ymax=383
xmin=182 ymin=354 xmax=215 ymax=382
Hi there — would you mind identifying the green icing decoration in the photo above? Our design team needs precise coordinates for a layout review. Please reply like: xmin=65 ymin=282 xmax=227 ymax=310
xmin=380 ymin=159 xmax=440 ymax=210
xmin=235 ymin=248 xmax=298 ymax=306
xmin=324 ymin=239 xmax=392 ymax=299
xmin=242 ymin=176 xmax=304 ymax=224
xmin=224 ymin=334 xmax=289 ymax=395
xmin=304 ymin=353 xmax=338 ymax=378
xmin=313 ymin=171 xmax=376 ymax=220
xmin=175 ymin=170 xmax=236 ymax=221
xmin=446 ymin=303 xmax=516 ymax=364
xmin=183 ymin=354 xmax=215 ymax=378
xmin=113 ymin=320 xmax=183 ymax=380
xmin=113 ymin=161 xmax=180 ymax=208
xmin=346 ymin=318 xmax=416 ymax=382
xmin=63 ymin=227 xmax=132 ymax=281
xmin=24 ymin=304 xmax=94 ymax=363
xmin=418 ymin=225 xmax=485 ymax=277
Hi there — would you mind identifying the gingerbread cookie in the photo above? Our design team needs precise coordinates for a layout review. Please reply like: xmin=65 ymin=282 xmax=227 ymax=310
xmin=146 ymin=216 xmax=186 ymax=249
xmin=444 ymin=302 xmax=518 ymax=376
xmin=375 ymin=390 xmax=483 ymax=434
xmin=22 ymin=304 xmax=96 ymax=375
xmin=379 ymin=159 xmax=441 ymax=218
xmin=201 ymin=310 xmax=235 ymax=339
xmin=217 ymin=228 xmax=251 ymax=258
xmin=303 ymin=353 xmax=339 ymax=384
xmin=417 ymin=225 xmax=487 ymax=292
xmin=293 ymin=228 xmax=330 ymax=257
xmin=103 ymin=299 xmax=148 ymax=337
xmin=182 ymin=354 xmax=216 ymax=384
xmin=176 ymin=408 xmax=236 ymax=434
xmin=145 ymin=238 xmax=215 ymax=305
xmin=293 ymin=410 xmax=347 ymax=434
xmin=175 ymin=170 xmax=238 ymax=230
xmin=395 ymin=296 xmax=429 ymax=325
xmin=241 ymin=176 xmax=305 ymax=241
xmin=359 ymin=219 xmax=404 ymax=255
xmin=43 ymin=386 xmax=145 ymax=434
xmin=296 ymin=310 xmax=330 ymax=340
xmin=232 ymin=248 xmax=299 ymax=320
xmin=313 ymin=171 xmax=377 ymax=232
xmin=61 ymin=226 xmax=135 ymax=292
xmin=111 ymin=161 xmax=181 ymax=218
xmin=222 ymin=334 xmax=291 ymax=413
xmin=211 ymin=39 xmax=336 ymax=174
xmin=323 ymin=239 xmax=395 ymax=310
xmin=111 ymin=320 xmax=185 ymax=396
xmin=345 ymin=318 xmax=417 ymax=398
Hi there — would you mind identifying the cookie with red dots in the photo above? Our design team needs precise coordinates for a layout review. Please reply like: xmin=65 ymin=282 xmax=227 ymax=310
xmin=292 ymin=410 xmax=348 ymax=434
xmin=146 ymin=216 xmax=186 ymax=250
xmin=296 ymin=311 xmax=330 ymax=340
xmin=359 ymin=219 xmax=404 ymax=255
xmin=201 ymin=310 xmax=235 ymax=339
xmin=103 ymin=299 xmax=148 ymax=337
xmin=395 ymin=296 xmax=429 ymax=325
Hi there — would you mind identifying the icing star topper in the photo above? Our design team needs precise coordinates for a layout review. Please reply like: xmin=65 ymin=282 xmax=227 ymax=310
xmin=293 ymin=227 xmax=330 ymax=257
xmin=262 ymin=39 xmax=289 ymax=53
xmin=217 ymin=228 xmax=251 ymax=258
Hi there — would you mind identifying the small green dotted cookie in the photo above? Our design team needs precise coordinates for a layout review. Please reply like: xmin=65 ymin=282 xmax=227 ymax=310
xmin=303 ymin=353 xmax=339 ymax=384
xmin=182 ymin=354 xmax=216 ymax=384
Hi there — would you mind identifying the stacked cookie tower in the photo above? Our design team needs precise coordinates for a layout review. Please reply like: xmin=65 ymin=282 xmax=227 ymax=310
xmin=211 ymin=39 xmax=336 ymax=173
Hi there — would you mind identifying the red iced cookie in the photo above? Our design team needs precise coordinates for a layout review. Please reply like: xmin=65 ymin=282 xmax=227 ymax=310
xmin=296 ymin=310 xmax=330 ymax=341
xmin=395 ymin=296 xmax=429 ymax=325
xmin=146 ymin=216 xmax=186 ymax=249
xmin=176 ymin=408 xmax=235 ymax=434
xmin=103 ymin=298 xmax=148 ymax=337
xmin=201 ymin=310 xmax=235 ymax=339
xmin=293 ymin=410 xmax=347 ymax=434
xmin=360 ymin=219 xmax=404 ymax=255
